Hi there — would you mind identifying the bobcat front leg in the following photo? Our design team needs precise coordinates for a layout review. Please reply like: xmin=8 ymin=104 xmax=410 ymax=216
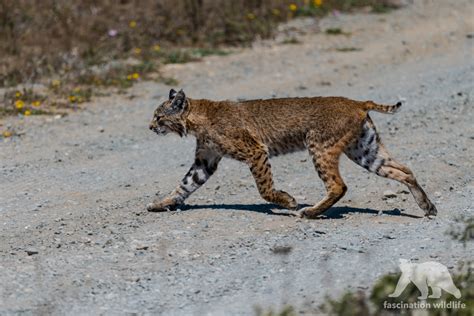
xmin=147 ymin=143 xmax=221 ymax=212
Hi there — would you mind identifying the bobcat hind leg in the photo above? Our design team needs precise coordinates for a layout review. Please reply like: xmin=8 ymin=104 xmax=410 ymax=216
xmin=344 ymin=117 xmax=437 ymax=216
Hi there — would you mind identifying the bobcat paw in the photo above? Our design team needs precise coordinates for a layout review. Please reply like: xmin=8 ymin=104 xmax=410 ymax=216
xmin=146 ymin=201 xmax=177 ymax=212
xmin=424 ymin=203 xmax=437 ymax=217
xmin=293 ymin=207 xmax=325 ymax=219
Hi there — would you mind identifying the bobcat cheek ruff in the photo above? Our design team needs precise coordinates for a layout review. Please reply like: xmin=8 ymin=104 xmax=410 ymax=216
xmin=147 ymin=89 xmax=437 ymax=219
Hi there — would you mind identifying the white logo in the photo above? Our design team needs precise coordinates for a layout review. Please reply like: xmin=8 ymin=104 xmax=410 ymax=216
xmin=388 ymin=259 xmax=461 ymax=300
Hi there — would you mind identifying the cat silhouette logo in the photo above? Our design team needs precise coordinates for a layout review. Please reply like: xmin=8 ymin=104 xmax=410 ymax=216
xmin=389 ymin=259 xmax=461 ymax=300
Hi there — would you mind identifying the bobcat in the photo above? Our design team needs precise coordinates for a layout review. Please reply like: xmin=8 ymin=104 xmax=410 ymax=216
xmin=147 ymin=89 xmax=437 ymax=218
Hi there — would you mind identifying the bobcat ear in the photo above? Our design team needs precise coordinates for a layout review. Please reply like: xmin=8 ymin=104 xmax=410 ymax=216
xmin=169 ymin=89 xmax=177 ymax=100
xmin=171 ymin=89 xmax=186 ymax=111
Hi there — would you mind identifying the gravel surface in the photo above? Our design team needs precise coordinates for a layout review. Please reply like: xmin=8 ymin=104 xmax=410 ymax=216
xmin=1 ymin=1 xmax=473 ymax=315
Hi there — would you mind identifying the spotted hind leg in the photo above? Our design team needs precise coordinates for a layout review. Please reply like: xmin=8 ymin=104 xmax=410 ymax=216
xmin=344 ymin=117 xmax=437 ymax=216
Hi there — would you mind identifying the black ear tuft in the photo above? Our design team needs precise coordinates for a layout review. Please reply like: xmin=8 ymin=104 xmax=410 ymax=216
xmin=172 ymin=89 xmax=187 ymax=110
xmin=169 ymin=89 xmax=177 ymax=100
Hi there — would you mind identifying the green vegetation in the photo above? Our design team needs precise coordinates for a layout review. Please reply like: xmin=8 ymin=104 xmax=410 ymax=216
xmin=254 ymin=305 xmax=296 ymax=316
xmin=281 ymin=37 xmax=303 ymax=44
xmin=336 ymin=47 xmax=362 ymax=52
xmin=325 ymin=28 xmax=351 ymax=35
xmin=448 ymin=215 xmax=474 ymax=246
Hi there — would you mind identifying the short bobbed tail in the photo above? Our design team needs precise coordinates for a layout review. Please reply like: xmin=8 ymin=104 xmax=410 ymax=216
xmin=364 ymin=101 xmax=402 ymax=114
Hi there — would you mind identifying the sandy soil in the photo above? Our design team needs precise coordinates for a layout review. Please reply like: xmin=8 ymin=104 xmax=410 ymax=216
xmin=1 ymin=1 xmax=473 ymax=315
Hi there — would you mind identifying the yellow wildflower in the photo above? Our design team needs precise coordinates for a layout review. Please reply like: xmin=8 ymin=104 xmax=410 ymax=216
xmin=69 ymin=95 xmax=77 ymax=103
xmin=15 ymin=100 xmax=24 ymax=109
xmin=153 ymin=44 xmax=161 ymax=52
xmin=15 ymin=91 xmax=22 ymax=98
xmin=51 ymin=79 xmax=61 ymax=87
xmin=289 ymin=4 xmax=297 ymax=12
xmin=129 ymin=20 xmax=137 ymax=28
xmin=127 ymin=74 xmax=133 ymax=80
xmin=2 ymin=131 xmax=12 ymax=138
xmin=73 ymin=87 xmax=81 ymax=93
xmin=132 ymin=73 xmax=140 ymax=80
xmin=314 ymin=0 xmax=323 ymax=7
xmin=32 ymin=100 xmax=41 ymax=107
xmin=133 ymin=47 xmax=142 ymax=55
xmin=272 ymin=8 xmax=281 ymax=16
xmin=24 ymin=110 xmax=31 ymax=116
xmin=247 ymin=13 xmax=255 ymax=20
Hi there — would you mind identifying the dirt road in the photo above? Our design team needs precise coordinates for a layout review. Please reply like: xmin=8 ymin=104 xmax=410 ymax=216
xmin=1 ymin=1 xmax=473 ymax=315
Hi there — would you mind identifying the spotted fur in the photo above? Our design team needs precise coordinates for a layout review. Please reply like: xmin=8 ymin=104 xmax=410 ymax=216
xmin=147 ymin=89 xmax=437 ymax=218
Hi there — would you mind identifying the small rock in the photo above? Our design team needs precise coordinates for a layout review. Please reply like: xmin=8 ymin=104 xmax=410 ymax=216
xmin=383 ymin=190 xmax=397 ymax=199
xmin=98 ymin=127 xmax=105 ymax=133
xmin=25 ymin=249 xmax=39 ymax=256
xmin=125 ymin=276 xmax=140 ymax=282
xmin=397 ymin=189 xmax=410 ymax=194
xmin=270 ymin=245 xmax=292 ymax=255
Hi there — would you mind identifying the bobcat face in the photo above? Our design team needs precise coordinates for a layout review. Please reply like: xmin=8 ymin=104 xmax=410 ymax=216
xmin=149 ymin=89 xmax=188 ymax=137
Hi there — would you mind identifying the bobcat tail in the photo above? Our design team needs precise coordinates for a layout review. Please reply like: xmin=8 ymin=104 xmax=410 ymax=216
xmin=363 ymin=101 xmax=402 ymax=114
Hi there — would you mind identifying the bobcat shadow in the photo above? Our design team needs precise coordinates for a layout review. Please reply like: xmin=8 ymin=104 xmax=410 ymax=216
xmin=320 ymin=206 xmax=422 ymax=219
xmin=180 ymin=203 xmax=422 ymax=219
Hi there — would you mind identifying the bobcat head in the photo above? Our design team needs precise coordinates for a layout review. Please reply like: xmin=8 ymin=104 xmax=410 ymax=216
xmin=149 ymin=89 xmax=188 ymax=137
